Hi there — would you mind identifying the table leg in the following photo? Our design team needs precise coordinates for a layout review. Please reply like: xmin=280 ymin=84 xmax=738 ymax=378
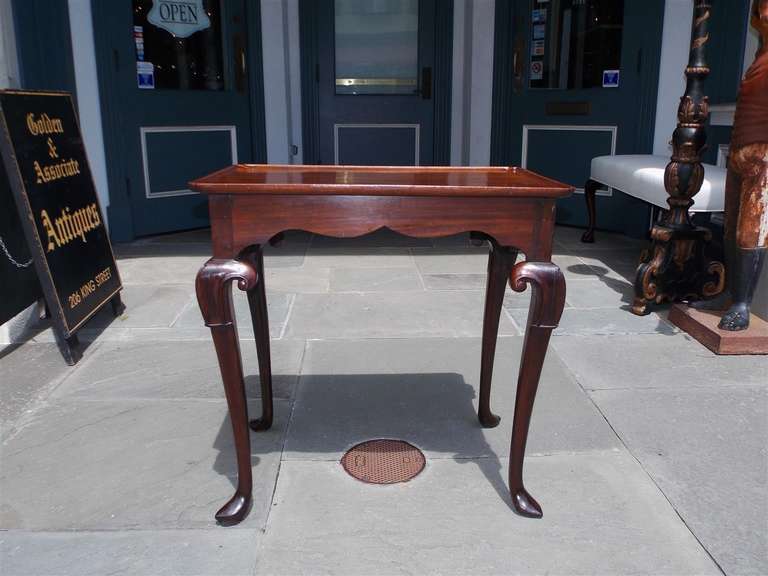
xmin=196 ymin=258 xmax=258 ymax=526
xmin=581 ymin=179 xmax=599 ymax=243
xmin=242 ymin=247 xmax=274 ymax=431
xmin=479 ymin=242 xmax=518 ymax=428
xmin=508 ymin=261 xmax=566 ymax=518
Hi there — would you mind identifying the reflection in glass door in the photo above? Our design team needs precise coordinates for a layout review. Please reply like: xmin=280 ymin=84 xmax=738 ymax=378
xmin=492 ymin=0 xmax=664 ymax=236
xmin=313 ymin=0 xmax=437 ymax=166
xmin=334 ymin=0 xmax=420 ymax=95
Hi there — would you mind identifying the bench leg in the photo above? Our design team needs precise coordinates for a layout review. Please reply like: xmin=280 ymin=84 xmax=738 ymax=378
xmin=581 ymin=179 xmax=599 ymax=243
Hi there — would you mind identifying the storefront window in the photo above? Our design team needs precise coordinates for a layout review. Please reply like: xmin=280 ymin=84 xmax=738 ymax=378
xmin=132 ymin=0 xmax=225 ymax=91
xmin=529 ymin=0 xmax=624 ymax=90
xmin=335 ymin=0 xmax=419 ymax=95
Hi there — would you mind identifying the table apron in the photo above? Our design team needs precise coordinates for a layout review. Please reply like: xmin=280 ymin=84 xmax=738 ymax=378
xmin=209 ymin=194 xmax=556 ymax=260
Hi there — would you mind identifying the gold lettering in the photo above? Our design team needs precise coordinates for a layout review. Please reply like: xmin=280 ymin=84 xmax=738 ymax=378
xmin=40 ymin=210 xmax=60 ymax=252
xmin=41 ymin=203 xmax=103 ymax=253
xmin=32 ymin=158 xmax=81 ymax=185
xmin=33 ymin=161 xmax=45 ymax=184
xmin=26 ymin=113 xmax=64 ymax=137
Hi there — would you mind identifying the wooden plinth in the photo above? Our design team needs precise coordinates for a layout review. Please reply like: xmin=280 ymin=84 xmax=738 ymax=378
xmin=669 ymin=304 xmax=768 ymax=355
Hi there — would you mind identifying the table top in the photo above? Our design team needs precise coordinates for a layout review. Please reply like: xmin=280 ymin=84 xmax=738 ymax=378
xmin=190 ymin=164 xmax=573 ymax=198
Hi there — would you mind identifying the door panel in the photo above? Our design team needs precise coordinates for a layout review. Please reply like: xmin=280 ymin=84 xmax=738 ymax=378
xmin=109 ymin=0 xmax=252 ymax=237
xmin=524 ymin=126 xmax=615 ymax=225
xmin=317 ymin=0 xmax=436 ymax=166
xmin=492 ymin=0 xmax=664 ymax=236
xmin=335 ymin=124 xmax=420 ymax=165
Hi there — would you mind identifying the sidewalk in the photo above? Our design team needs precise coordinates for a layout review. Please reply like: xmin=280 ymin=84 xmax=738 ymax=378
xmin=1 ymin=226 xmax=766 ymax=576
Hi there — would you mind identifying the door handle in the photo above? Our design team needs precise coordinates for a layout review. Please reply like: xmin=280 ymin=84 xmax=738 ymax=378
xmin=234 ymin=35 xmax=246 ymax=92
xmin=420 ymin=67 xmax=432 ymax=100
xmin=513 ymin=36 xmax=525 ymax=93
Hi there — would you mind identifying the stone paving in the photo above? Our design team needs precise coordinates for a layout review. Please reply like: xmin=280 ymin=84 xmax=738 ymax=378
xmin=1 ymin=226 xmax=766 ymax=576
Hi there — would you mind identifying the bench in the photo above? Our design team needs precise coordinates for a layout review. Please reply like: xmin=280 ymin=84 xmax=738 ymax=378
xmin=581 ymin=154 xmax=727 ymax=243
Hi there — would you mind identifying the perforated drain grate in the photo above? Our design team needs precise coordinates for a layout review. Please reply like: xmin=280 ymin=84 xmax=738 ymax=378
xmin=341 ymin=439 xmax=426 ymax=484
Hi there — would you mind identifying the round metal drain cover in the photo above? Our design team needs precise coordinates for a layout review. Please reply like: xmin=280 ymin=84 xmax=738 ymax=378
xmin=341 ymin=439 xmax=425 ymax=484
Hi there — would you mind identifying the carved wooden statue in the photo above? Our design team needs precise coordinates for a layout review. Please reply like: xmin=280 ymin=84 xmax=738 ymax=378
xmin=698 ymin=0 xmax=768 ymax=330
xmin=633 ymin=0 xmax=725 ymax=315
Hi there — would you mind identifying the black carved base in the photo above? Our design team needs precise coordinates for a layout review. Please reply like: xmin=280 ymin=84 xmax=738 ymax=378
xmin=632 ymin=224 xmax=725 ymax=316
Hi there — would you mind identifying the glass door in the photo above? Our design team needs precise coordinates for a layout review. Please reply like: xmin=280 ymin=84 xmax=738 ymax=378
xmin=111 ymin=0 xmax=253 ymax=237
xmin=317 ymin=0 xmax=436 ymax=165
xmin=493 ymin=0 xmax=665 ymax=235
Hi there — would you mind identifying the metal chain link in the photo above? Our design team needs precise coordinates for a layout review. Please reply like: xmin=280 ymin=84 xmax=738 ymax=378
xmin=0 ymin=235 xmax=33 ymax=268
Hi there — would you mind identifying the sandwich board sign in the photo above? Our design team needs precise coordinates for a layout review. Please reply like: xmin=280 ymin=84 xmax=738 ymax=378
xmin=0 ymin=90 xmax=124 ymax=364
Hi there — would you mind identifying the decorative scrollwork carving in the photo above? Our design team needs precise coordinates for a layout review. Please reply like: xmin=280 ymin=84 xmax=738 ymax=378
xmin=509 ymin=261 xmax=566 ymax=329
xmin=195 ymin=258 xmax=258 ymax=327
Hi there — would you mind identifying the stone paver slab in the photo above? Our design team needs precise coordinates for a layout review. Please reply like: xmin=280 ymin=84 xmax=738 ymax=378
xmin=591 ymin=386 xmax=768 ymax=576
xmin=0 ymin=399 xmax=289 ymax=530
xmin=116 ymin=255 xmax=208 ymax=285
xmin=553 ymin=333 xmax=768 ymax=390
xmin=283 ymin=337 xmax=619 ymax=460
xmin=0 ymin=343 xmax=73 ymax=434
xmin=0 ymin=529 xmax=260 ymax=576
xmin=302 ymin=247 xmax=415 ymax=270
xmin=411 ymin=246 xmax=490 ymax=274
xmin=254 ymin=453 xmax=718 ymax=576
xmin=564 ymin=277 xmax=635 ymax=309
xmin=174 ymin=290 xmax=293 ymax=339
xmin=88 ymin=284 xmax=194 ymax=329
xmin=284 ymin=292 xmax=517 ymax=339
xmin=265 ymin=267 xmax=330 ymax=293
xmin=510 ymin=307 xmax=677 ymax=336
xmin=422 ymin=273 xmax=487 ymax=290
xmin=51 ymin=339 xmax=305 ymax=400
xmin=330 ymin=267 xmax=423 ymax=292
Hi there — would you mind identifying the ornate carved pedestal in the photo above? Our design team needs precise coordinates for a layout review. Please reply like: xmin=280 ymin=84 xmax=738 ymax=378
xmin=632 ymin=0 xmax=725 ymax=315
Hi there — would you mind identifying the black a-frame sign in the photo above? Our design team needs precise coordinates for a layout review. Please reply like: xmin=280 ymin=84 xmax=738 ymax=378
xmin=0 ymin=90 xmax=124 ymax=364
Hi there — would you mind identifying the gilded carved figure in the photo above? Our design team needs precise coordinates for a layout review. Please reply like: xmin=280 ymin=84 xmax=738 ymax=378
xmin=700 ymin=0 xmax=768 ymax=330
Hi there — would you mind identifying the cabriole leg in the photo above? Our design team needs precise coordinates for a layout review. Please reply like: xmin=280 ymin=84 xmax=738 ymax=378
xmin=508 ymin=262 xmax=566 ymax=518
xmin=242 ymin=247 xmax=274 ymax=431
xmin=478 ymin=241 xmax=518 ymax=428
xmin=196 ymin=258 xmax=258 ymax=526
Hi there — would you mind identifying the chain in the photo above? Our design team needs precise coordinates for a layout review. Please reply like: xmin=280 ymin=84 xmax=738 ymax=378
xmin=0 ymin=235 xmax=33 ymax=268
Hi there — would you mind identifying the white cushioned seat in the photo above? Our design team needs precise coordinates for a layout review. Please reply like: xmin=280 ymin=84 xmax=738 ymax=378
xmin=590 ymin=154 xmax=726 ymax=212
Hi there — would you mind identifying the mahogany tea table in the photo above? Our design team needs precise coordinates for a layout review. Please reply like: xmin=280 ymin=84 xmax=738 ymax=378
xmin=190 ymin=164 xmax=572 ymax=525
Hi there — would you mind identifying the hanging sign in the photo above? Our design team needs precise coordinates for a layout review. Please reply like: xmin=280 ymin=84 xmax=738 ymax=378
xmin=148 ymin=0 xmax=212 ymax=38
xmin=0 ymin=90 xmax=123 ymax=364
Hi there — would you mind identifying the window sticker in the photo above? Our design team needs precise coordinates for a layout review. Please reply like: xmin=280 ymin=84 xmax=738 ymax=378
xmin=533 ymin=24 xmax=546 ymax=40
xmin=532 ymin=39 xmax=545 ymax=57
xmin=137 ymin=61 xmax=155 ymax=89
xmin=602 ymin=70 xmax=620 ymax=88
xmin=532 ymin=9 xmax=547 ymax=23
xmin=530 ymin=60 xmax=544 ymax=80
xmin=134 ymin=26 xmax=145 ymax=61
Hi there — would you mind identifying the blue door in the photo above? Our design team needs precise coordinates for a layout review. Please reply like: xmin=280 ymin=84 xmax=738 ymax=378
xmin=316 ymin=0 xmax=437 ymax=166
xmin=102 ymin=0 xmax=254 ymax=237
xmin=492 ymin=0 xmax=665 ymax=236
